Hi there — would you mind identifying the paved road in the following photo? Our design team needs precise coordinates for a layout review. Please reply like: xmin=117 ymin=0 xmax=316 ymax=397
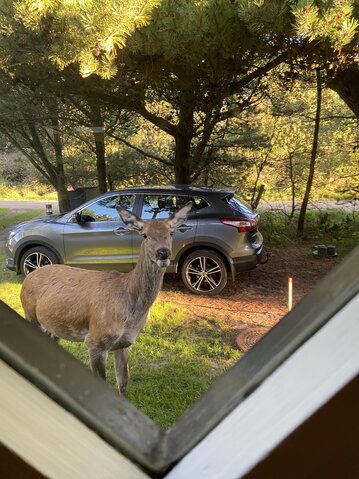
xmin=0 ymin=200 xmax=59 ymax=213
xmin=257 ymin=199 xmax=356 ymax=212
xmin=0 ymin=200 xmax=59 ymax=247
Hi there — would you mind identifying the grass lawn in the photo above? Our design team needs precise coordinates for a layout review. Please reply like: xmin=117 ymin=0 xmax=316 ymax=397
xmin=0 ymin=182 xmax=57 ymax=201
xmin=0 ymin=210 xmax=43 ymax=229
xmin=260 ymin=207 xmax=359 ymax=255
xmin=62 ymin=306 xmax=239 ymax=427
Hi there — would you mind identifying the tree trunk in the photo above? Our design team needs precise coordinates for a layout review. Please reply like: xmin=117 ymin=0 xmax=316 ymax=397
xmin=107 ymin=174 xmax=114 ymax=191
xmin=328 ymin=66 xmax=359 ymax=119
xmin=173 ymin=134 xmax=192 ymax=183
xmin=297 ymin=68 xmax=322 ymax=237
xmin=56 ymin=183 xmax=70 ymax=213
xmin=94 ymin=128 xmax=107 ymax=193
xmin=251 ymin=163 xmax=265 ymax=207
xmin=90 ymin=103 xmax=107 ymax=193
xmin=173 ymin=88 xmax=194 ymax=184
xmin=28 ymin=114 xmax=70 ymax=213
xmin=288 ymin=152 xmax=295 ymax=218
xmin=50 ymin=105 xmax=71 ymax=213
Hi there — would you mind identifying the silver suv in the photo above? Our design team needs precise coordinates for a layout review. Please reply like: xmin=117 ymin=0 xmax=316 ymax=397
xmin=5 ymin=185 xmax=264 ymax=295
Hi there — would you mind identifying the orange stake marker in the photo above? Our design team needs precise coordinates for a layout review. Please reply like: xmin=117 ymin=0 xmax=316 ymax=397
xmin=288 ymin=277 xmax=293 ymax=311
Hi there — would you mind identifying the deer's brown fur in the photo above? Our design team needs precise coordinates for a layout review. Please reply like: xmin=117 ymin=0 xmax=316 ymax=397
xmin=20 ymin=202 xmax=192 ymax=393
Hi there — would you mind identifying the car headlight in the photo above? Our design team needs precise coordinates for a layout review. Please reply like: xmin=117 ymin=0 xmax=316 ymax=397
xmin=8 ymin=231 xmax=17 ymax=240
xmin=6 ymin=230 xmax=19 ymax=252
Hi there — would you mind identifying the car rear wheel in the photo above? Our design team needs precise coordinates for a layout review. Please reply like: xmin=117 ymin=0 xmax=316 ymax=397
xmin=20 ymin=246 xmax=59 ymax=276
xmin=181 ymin=250 xmax=228 ymax=295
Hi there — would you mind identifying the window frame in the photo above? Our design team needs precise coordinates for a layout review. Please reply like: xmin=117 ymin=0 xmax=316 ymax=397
xmin=68 ymin=193 xmax=137 ymax=223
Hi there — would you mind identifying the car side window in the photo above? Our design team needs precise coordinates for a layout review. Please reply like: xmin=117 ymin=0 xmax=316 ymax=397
xmin=78 ymin=195 xmax=135 ymax=222
xmin=141 ymin=195 xmax=191 ymax=219
xmin=140 ymin=195 xmax=207 ymax=219
xmin=193 ymin=196 xmax=209 ymax=210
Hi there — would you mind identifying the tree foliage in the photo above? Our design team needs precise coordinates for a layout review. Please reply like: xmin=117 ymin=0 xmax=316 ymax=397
xmin=293 ymin=0 xmax=358 ymax=57
xmin=0 ymin=0 xmax=160 ymax=78
xmin=0 ymin=0 xmax=357 ymax=227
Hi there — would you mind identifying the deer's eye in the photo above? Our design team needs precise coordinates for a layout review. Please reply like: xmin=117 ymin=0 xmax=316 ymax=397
xmin=170 ymin=232 xmax=174 ymax=237
xmin=143 ymin=233 xmax=147 ymax=239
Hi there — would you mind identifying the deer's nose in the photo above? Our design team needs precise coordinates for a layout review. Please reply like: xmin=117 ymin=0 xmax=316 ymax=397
xmin=156 ymin=248 xmax=171 ymax=261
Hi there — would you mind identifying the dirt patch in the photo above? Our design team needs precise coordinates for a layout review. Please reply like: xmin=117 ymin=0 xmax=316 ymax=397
xmin=159 ymin=243 xmax=340 ymax=348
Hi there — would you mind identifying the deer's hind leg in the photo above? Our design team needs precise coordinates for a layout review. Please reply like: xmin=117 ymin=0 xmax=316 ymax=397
xmin=88 ymin=346 xmax=108 ymax=381
xmin=85 ymin=336 xmax=108 ymax=381
xmin=114 ymin=347 xmax=130 ymax=394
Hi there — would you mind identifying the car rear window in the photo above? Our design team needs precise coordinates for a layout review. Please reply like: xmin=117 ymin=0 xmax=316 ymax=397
xmin=224 ymin=194 xmax=254 ymax=216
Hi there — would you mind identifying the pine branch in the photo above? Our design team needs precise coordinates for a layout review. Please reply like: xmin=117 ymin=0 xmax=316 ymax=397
xmin=107 ymin=132 xmax=172 ymax=167
xmin=232 ymin=52 xmax=289 ymax=92
xmin=135 ymin=103 xmax=177 ymax=136
xmin=0 ymin=129 xmax=53 ymax=184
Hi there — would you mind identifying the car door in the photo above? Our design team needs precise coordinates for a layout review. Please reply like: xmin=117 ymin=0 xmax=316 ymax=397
xmin=63 ymin=194 xmax=136 ymax=271
xmin=134 ymin=194 xmax=198 ymax=272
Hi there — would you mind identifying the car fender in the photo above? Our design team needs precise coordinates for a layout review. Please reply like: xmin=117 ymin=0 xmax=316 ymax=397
xmin=173 ymin=241 xmax=236 ymax=281
xmin=15 ymin=238 xmax=64 ymax=272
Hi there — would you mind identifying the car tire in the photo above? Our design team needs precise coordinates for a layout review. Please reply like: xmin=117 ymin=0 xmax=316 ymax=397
xmin=181 ymin=249 xmax=228 ymax=295
xmin=20 ymin=246 xmax=59 ymax=276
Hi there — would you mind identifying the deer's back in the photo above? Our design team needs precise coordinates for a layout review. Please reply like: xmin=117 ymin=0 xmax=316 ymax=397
xmin=21 ymin=265 xmax=128 ymax=340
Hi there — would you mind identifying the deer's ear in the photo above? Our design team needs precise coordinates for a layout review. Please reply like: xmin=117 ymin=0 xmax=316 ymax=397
xmin=116 ymin=207 xmax=144 ymax=232
xmin=167 ymin=201 xmax=193 ymax=229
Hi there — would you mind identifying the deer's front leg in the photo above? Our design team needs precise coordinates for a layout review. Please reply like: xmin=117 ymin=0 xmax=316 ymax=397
xmin=114 ymin=347 xmax=130 ymax=394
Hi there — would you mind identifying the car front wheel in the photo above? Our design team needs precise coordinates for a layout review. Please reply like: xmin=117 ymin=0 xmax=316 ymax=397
xmin=181 ymin=250 xmax=228 ymax=295
xmin=20 ymin=246 xmax=59 ymax=276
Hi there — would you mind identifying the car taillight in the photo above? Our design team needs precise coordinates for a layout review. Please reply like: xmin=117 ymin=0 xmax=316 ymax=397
xmin=220 ymin=217 xmax=258 ymax=232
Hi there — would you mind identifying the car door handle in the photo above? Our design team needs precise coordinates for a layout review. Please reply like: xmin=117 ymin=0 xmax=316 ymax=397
xmin=113 ymin=227 xmax=131 ymax=236
xmin=177 ymin=224 xmax=193 ymax=233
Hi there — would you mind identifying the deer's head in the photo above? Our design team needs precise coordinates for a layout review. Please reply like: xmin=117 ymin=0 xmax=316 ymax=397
xmin=117 ymin=202 xmax=193 ymax=268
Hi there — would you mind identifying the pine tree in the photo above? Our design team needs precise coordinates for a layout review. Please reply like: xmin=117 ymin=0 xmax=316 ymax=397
xmin=0 ymin=0 xmax=357 ymax=184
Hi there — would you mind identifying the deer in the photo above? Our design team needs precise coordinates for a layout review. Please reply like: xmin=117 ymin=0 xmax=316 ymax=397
xmin=20 ymin=201 xmax=193 ymax=394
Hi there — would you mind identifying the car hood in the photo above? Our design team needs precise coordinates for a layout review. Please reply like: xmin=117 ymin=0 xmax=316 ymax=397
xmin=10 ymin=214 xmax=66 ymax=232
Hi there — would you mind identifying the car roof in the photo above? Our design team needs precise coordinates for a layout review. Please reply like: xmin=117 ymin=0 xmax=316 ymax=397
xmin=112 ymin=185 xmax=234 ymax=196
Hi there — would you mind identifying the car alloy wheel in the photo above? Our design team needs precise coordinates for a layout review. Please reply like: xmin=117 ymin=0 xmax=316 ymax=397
xmin=181 ymin=249 xmax=227 ymax=295
xmin=20 ymin=247 xmax=59 ymax=276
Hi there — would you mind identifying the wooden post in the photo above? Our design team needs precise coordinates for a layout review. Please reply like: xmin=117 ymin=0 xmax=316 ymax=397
xmin=288 ymin=277 xmax=293 ymax=311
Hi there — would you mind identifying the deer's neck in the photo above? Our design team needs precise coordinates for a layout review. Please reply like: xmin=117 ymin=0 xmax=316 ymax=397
xmin=126 ymin=245 xmax=165 ymax=318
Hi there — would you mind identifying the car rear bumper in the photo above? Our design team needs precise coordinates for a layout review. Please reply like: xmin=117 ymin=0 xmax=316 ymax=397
xmin=231 ymin=246 xmax=268 ymax=279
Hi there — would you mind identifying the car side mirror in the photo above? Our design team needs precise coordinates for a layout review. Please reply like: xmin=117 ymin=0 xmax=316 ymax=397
xmin=73 ymin=212 xmax=96 ymax=223
xmin=69 ymin=212 xmax=84 ymax=223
